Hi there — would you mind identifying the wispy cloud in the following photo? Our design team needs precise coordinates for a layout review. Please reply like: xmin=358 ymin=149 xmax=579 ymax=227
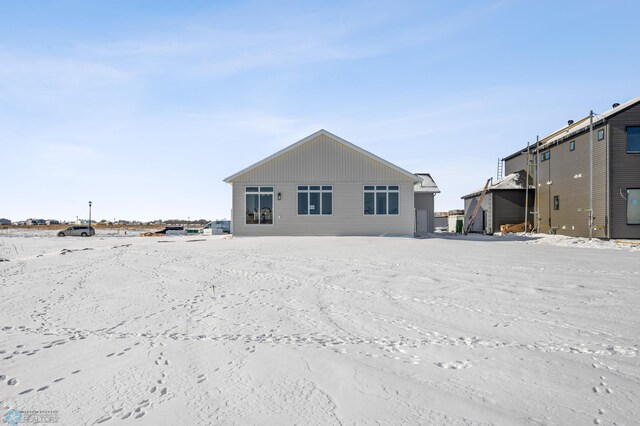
xmin=60 ymin=2 xmax=504 ymax=78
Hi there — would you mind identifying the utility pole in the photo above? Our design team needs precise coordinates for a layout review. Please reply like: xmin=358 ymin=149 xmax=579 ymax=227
xmin=589 ymin=110 xmax=594 ymax=239
xmin=535 ymin=135 xmax=540 ymax=233
xmin=88 ymin=201 xmax=92 ymax=236
xmin=525 ymin=141 xmax=530 ymax=232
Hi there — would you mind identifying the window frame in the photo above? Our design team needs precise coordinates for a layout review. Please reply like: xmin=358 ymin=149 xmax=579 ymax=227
xmin=627 ymin=127 xmax=640 ymax=153
xmin=569 ymin=141 xmax=575 ymax=152
xmin=597 ymin=129 xmax=605 ymax=141
xmin=541 ymin=151 xmax=550 ymax=162
xmin=296 ymin=185 xmax=333 ymax=216
xmin=245 ymin=186 xmax=274 ymax=226
xmin=363 ymin=185 xmax=400 ymax=216
xmin=553 ymin=195 xmax=560 ymax=211
xmin=627 ymin=188 xmax=640 ymax=225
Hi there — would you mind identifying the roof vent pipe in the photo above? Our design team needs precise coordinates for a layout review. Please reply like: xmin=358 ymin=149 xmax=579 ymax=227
xmin=612 ymin=103 xmax=620 ymax=108
xmin=568 ymin=120 xmax=574 ymax=125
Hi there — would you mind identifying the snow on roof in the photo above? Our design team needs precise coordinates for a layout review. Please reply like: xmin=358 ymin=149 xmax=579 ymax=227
xmin=461 ymin=170 xmax=533 ymax=199
xmin=503 ymin=96 xmax=640 ymax=159
xmin=414 ymin=173 xmax=440 ymax=193
xmin=538 ymin=96 xmax=640 ymax=150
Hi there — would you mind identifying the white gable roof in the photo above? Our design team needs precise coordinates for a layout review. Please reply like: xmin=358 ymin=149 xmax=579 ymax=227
xmin=414 ymin=173 xmax=440 ymax=193
xmin=223 ymin=129 xmax=421 ymax=183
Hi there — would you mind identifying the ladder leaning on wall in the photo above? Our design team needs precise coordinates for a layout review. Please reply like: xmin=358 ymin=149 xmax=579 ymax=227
xmin=464 ymin=178 xmax=492 ymax=235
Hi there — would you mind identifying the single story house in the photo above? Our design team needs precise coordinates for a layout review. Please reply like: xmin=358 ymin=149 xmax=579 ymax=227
xmin=223 ymin=129 xmax=439 ymax=236
xmin=461 ymin=170 xmax=535 ymax=235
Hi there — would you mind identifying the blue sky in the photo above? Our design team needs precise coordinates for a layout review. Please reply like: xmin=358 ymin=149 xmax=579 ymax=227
xmin=1 ymin=0 xmax=639 ymax=222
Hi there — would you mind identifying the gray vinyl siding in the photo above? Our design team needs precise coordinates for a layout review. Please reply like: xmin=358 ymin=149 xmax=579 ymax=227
xmin=607 ymin=105 xmax=640 ymax=239
xmin=414 ymin=192 xmax=435 ymax=233
xmin=236 ymin=133 xmax=413 ymax=183
xmin=535 ymin=126 xmax=608 ymax=237
xmin=493 ymin=190 xmax=535 ymax=231
xmin=230 ymin=134 xmax=416 ymax=236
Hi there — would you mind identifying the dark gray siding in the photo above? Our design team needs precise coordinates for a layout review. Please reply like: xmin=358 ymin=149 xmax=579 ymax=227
xmin=493 ymin=190 xmax=535 ymax=231
xmin=505 ymin=152 xmax=527 ymax=175
xmin=607 ymin=104 xmax=640 ymax=239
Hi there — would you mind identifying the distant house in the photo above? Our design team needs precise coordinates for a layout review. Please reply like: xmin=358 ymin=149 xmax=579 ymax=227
xmin=0 ymin=218 xmax=11 ymax=225
xmin=461 ymin=171 xmax=535 ymax=235
xmin=447 ymin=210 xmax=465 ymax=232
xmin=223 ymin=129 xmax=439 ymax=236
xmin=503 ymin=96 xmax=640 ymax=238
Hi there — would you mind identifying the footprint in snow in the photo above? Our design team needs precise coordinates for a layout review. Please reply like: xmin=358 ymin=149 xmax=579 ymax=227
xmin=435 ymin=360 xmax=471 ymax=369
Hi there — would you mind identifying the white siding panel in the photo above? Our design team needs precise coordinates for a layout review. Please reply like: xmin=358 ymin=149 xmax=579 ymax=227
xmin=233 ymin=182 xmax=415 ymax=236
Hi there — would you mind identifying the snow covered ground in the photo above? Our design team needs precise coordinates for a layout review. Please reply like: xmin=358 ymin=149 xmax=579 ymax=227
xmin=0 ymin=232 xmax=638 ymax=425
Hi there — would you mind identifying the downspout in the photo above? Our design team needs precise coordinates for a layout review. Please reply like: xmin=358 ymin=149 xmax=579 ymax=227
xmin=548 ymin=151 xmax=552 ymax=231
xmin=534 ymin=135 xmax=540 ymax=234
xmin=589 ymin=110 xmax=594 ymax=239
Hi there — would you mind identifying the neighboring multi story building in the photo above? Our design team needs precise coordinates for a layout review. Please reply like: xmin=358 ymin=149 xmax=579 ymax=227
xmin=502 ymin=96 xmax=640 ymax=239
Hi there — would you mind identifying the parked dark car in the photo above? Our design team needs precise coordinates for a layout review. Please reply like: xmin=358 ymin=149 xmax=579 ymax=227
xmin=57 ymin=226 xmax=96 ymax=237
